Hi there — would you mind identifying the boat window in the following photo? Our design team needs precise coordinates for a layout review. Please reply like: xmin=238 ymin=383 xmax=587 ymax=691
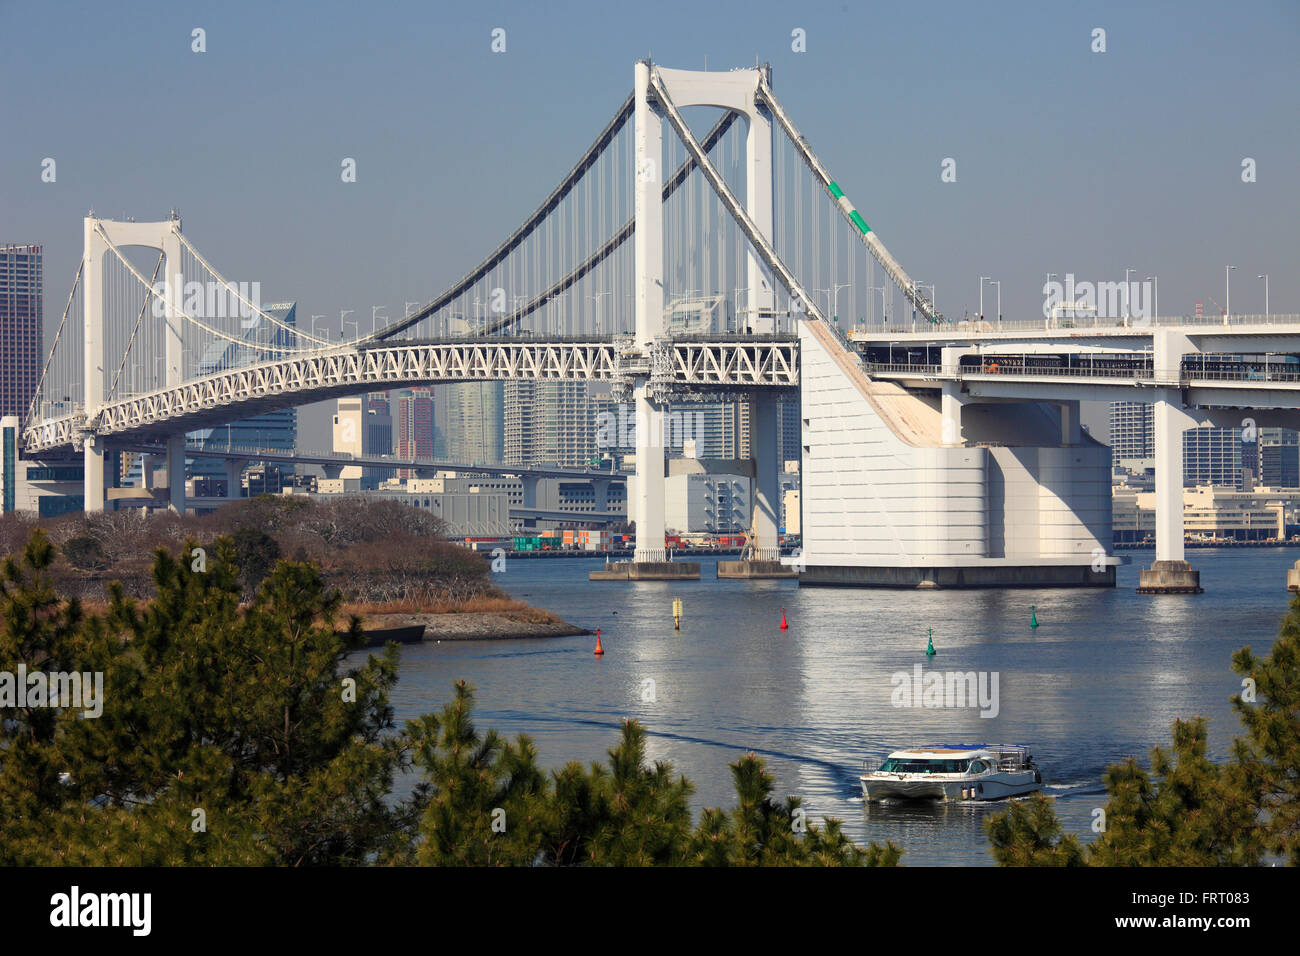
xmin=878 ymin=758 xmax=972 ymax=774
xmin=970 ymin=760 xmax=988 ymax=774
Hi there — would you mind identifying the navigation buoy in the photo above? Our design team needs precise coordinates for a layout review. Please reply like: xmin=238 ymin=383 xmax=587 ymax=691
xmin=594 ymin=628 xmax=604 ymax=656
xmin=926 ymin=628 xmax=936 ymax=657
xmin=780 ymin=608 xmax=788 ymax=631
xmin=673 ymin=597 xmax=682 ymax=631
xmin=1030 ymin=606 xmax=1039 ymax=629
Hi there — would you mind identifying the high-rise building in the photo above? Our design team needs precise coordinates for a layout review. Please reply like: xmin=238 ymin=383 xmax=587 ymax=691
xmin=1 ymin=244 xmax=43 ymax=419
xmin=437 ymin=382 xmax=504 ymax=464
xmin=333 ymin=392 xmax=393 ymax=487
xmin=1183 ymin=426 xmax=1244 ymax=489
xmin=504 ymin=380 xmax=598 ymax=467
xmin=1109 ymin=401 xmax=1154 ymax=469
xmin=1261 ymin=442 xmax=1300 ymax=488
xmin=396 ymin=387 xmax=435 ymax=466
xmin=188 ymin=302 xmax=299 ymax=487
xmin=777 ymin=398 xmax=801 ymax=467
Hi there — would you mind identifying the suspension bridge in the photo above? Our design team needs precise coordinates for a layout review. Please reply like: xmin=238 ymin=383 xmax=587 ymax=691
xmin=17 ymin=61 xmax=1300 ymax=590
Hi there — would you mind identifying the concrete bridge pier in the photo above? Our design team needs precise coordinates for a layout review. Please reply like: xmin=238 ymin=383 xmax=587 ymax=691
xmin=590 ymin=476 xmax=611 ymax=511
xmin=1138 ymin=330 xmax=1201 ymax=594
xmin=719 ymin=393 xmax=794 ymax=579
xmin=224 ymin=459 xmax=245 ymax=500
xmin=83 ymin=436 xmax=106 ymax=513
xmin=166 ymin=435 xmax=187 ymax=514
xmin=521 ymin=475 xmax=540 ymax=510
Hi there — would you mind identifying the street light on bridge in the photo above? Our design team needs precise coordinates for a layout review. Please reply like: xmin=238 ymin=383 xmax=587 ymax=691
xmin=1225 ymin=265 xmax=1236 ymax=324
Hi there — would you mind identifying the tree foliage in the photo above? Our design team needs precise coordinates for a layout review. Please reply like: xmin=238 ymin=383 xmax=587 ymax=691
xmin=987 ymin=595 xmax=1300 ymax=867
xmin=0 ymin=529 xmax=897 ymax=867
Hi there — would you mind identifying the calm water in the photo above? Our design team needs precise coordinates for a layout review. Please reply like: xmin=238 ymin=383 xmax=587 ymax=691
xmin=380 ymin=548 xmax=1296 ymax=865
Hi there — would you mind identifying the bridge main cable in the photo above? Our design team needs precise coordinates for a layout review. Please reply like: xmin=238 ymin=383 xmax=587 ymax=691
xmin=370 ymin=91 xmax=637 ymax=342
xmin=474 ymin=109 xmax=742 ymax=336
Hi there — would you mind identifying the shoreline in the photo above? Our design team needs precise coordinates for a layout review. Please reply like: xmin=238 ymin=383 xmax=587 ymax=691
xmin=354 ymin=610 xmax=589 ymax=642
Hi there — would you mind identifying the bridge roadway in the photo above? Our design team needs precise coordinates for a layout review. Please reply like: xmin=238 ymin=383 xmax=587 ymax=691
xmin=126 ymin=440 xmax=629 ymax=482
xmin=848 ymin=314 xmax=1300 ymax=410
xmin=23 ymin=333 xmax=799 ymax=455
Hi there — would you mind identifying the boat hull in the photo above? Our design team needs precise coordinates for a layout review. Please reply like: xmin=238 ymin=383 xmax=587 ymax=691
xmin=861 ymin=770 xmax=1040 ymax=802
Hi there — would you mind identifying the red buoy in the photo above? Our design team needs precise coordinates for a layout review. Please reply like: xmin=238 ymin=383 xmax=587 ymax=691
xmin=780 ymin=608 xmax=788 ymax=630
xmin=594 ymin=627 xmax=604 ymax=656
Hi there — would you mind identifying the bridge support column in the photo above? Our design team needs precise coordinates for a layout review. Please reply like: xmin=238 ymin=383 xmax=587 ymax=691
xmin=1138 ymin=385 xmax=1202 ymax=594
xmin=632 ymin=385 xmax=667 ymax=563
xmin=718 ymin=393 xmax=793 ymax=579
xmin=591 ymin=476 xmax=611 ymax=512
xmin=166 ymin=435 xmax=187 ymax=514
xmin=593 ymin=60 xmax=696 ymax=583
xmin=521 ymin=475 xmax=539 ymax=510
xmin=750 ymin=394 xmax=780 ymax=559
xmin=83 ymin=436 xmax=105 ymax=513
xmin=224 ymin=459 xmax=245 ymax=500
xmin=940 ymin=381 xmax=965 ymax=445
xmin=1059 ymin=400 xmax=1081 ymax=445
xmin=745 ymin=65 xmax=776 ymax=333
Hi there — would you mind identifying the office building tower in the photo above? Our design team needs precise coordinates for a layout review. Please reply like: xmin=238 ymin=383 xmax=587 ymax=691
xmin=1183 ymin=426 xmax=1243 ymax=489
xmin=333 ymin=392 xmax=393 ymax=487
xmin=1 ymin=244 xmax=43 ymax=419
xmin=1109 ymin=401 xmax=1154 ymax=470
xmin=504 ymin=380 xmax=598 ymax=467
xmin=1261 ymin=443 xmax=1300 ymax=488
xmin=437 ymin=381 xmax=504 ymax=464
xmin=396 ymin=387 xmax=435 ymax=462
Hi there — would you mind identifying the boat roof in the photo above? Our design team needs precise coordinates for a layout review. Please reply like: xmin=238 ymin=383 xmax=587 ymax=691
xmin=888 ymin=744 xmax=1028 ymax=758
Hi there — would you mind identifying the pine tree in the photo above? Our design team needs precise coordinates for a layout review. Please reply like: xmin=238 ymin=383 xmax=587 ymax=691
xmin=580 ymin=719 xmax=695 ymax=866
xmin=1231 ymin=594 xmax=1300 ymax=864
xmin=408 ymin=679 xmax=551 ymax=865
xmin=0 ymin=530 xmax=89 ymax=864
xmin=689 ymin=753 xmax=901 ymax=866
xmin=9 ymin=533 xmax=409 ymax=865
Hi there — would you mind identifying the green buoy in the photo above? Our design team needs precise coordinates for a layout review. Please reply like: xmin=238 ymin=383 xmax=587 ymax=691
xmin=925 ymin=628 xmax=936 ymax=657
xmin=1031 ymin=606 xmax=1039 ymax=629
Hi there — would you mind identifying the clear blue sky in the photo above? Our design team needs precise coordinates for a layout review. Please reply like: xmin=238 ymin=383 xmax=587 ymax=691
xmin=3 ymin=0 xmax=1297 ymax=439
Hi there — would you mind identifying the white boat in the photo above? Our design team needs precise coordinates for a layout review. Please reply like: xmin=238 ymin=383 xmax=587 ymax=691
xmin=860 ymin=744 xmax=1042 ymax=802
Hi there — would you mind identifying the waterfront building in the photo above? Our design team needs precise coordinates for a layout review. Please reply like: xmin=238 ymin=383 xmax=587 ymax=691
xmin=1112 ymin=485 xmax=1298 ymax=543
